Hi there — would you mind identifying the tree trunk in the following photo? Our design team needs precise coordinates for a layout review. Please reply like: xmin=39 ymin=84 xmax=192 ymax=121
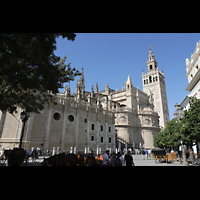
xmin=189 ymin=146 xmax=194 ymax=165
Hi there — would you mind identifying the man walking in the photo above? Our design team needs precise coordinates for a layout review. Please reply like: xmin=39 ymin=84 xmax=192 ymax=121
xmin=103 ymin=150 xmax=110 ymax=166
xmin=145 ymin=149 xmax=149 ymax=159
xmin=124 ymin=150 xmax=135 ymax=166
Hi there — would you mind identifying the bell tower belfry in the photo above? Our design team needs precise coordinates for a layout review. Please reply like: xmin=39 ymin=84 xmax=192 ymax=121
xmin=147 ymin=45 xmax=158 ymax=71
xmin=142 ymin=46 xmax=170 ymax=129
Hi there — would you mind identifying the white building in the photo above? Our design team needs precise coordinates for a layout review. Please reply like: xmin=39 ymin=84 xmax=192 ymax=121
xmin=179 ymin=41 xmax=200 ymax=154
xmin=180 ymin=41 xmax=200 ymax=111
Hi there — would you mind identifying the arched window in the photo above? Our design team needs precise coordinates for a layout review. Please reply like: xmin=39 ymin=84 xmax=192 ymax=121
xmin=144 ymin=80 xmax=146 ymax=85
xmin=156 ymin=76 xmax=158 ymax=81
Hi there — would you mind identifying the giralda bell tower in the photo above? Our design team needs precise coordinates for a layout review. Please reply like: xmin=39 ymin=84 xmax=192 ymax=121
xmin=142 ymin=46 xmax=170 ymax=129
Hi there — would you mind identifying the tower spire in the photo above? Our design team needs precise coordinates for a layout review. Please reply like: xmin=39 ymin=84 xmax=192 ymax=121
xmin=147 ymin=45 xmax=155 ymax=62
xmin=147 ymin=45 xmax=157 ymax=71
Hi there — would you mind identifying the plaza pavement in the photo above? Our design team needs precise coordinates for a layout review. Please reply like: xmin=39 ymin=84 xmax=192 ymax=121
xmin=131 ymin=155 xmax=183 ymax=166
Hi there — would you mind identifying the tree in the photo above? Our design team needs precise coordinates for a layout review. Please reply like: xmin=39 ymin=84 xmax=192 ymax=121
xmin=179 ymin=97 xmax=200 ymax=148
xmin=154 ymin=119 xmax=181 ymax=150
xmin=154 ymin=97 xmax=200 ymax=151
xmin=154 ymin=130 xmax=166 ymax=149
xmin=0 ymin=33 xmax=81 ymax=114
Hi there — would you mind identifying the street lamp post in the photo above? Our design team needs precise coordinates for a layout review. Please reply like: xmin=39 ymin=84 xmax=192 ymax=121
xmin=19 ymin=110 xmax=30 ymax=149
xmin=174 ymin=103 xmax=189 ymax=166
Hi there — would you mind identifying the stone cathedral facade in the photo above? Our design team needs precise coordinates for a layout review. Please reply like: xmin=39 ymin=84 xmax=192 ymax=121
xmin=0 ymin=47 xmax=169 ymax=153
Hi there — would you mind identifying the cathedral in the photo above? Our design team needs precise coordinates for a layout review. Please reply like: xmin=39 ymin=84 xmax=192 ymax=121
xmin=0 ymin=47 xmax=169 ymax=154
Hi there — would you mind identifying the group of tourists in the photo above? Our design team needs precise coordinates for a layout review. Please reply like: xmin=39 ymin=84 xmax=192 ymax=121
xmin=103 ymin=150 xmax=135 ymax=166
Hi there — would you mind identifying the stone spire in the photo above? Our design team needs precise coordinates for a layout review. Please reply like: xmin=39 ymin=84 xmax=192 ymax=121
xmin=96 ymin=82 xmax=98 ymax=93
xmin=125 ymin=75 xmax=133 ymax=90
xmin=76 ymin=67 xmax=85 ymax=99
xmin=105 ymin=83 xmax=110 ymax=95
xmin=79 ymin=67 xmax=85 ymax=91
xmin=91 ymin=85 xmax=94 ymax=98
xmin=127 ymin=75 xmax=132 ymax=83
xmin=147 ymin=45 xmax=155 ymax=63
xmin=64 ymin=84 xmax=71 ymax=97
xmin=147 ymin=45 xmax=158 ymax=71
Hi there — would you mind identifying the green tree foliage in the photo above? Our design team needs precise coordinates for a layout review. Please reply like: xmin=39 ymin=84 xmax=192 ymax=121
xmin=0 ymin=33 xmax=81 ymax=114
xmin=154 ymin=97 xmax=200 ymax=149
xmin=179 ymin=97 xmax=200 ymax=148
xmin=154 ymin=119 xmax=181 ymax=149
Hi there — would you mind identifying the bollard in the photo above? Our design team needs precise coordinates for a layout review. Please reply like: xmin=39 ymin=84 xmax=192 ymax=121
xmin=52 ymin=147 xmax=56 ymax=156
xmin=57 ymin=147 xmax=60 ymax=154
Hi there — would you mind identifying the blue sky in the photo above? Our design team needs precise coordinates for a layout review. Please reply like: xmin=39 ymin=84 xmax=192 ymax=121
xmin=55 ymin=33 xmax=200 ymax=120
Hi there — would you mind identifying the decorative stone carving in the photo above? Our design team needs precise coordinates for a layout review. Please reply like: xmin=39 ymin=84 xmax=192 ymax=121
xmin=119 ymin=115 xmax=127 ymax=123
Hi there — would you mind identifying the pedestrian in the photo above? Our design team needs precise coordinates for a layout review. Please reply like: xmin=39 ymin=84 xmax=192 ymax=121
xmin=114 ymin=152 xmax=122 ymax=166
xmin=124 ymin=150 xmax=135 ymax=166
xmin=148 ymin=149 xmax=151 ymax=158
xmin=103 ymin=150 xmax=110 ymax=166
xmin=46 ymin=150 xmax=50 ymax=157
xmin=145 ymin=149 xmax=149 ymax=159
xmin=110 ymin=152 xmax=116 ymax=166
xmin=119 ymin=152 xmax=124 ymax=166
xmin=176 ymin=150 xmax=178 ymax=160
xmin=142 ymin=149 xmax=145 ymax=159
